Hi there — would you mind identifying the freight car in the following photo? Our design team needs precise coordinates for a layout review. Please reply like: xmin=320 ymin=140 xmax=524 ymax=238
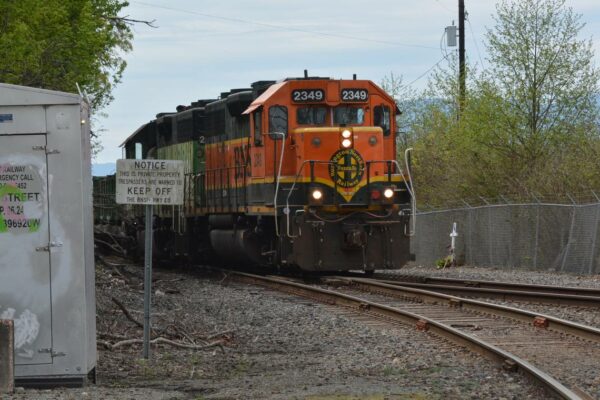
xmin=94 ymin=73 xmax=415 ymax=272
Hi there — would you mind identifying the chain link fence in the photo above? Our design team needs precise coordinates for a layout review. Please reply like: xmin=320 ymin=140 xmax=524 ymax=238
xmin=412 ymin=201 xmax=600 ymax=275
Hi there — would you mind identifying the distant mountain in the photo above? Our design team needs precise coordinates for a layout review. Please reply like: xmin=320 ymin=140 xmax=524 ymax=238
xmin=92 ymin=162 xmax=116 ymax=176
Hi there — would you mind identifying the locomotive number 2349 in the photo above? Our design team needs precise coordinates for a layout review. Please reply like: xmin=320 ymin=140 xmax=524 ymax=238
xmin=341 ymin=88 xmax=369 ymax=102
xmin=292 ymin=89 xmax=325 ymax=102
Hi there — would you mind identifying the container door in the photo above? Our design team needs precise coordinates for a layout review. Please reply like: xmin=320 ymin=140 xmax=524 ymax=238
xmin=0 ymin=134 xmax=53 ymax=365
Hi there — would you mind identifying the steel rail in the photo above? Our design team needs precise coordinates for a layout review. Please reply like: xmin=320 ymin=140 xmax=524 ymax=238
xmin=228 ymin=271 xmax=582 ymax=400
xmin=384 ymin=275 xmax=600 ymax=297
xmin=368 ymin=278 xmax=600 ymax=307
xmin=332 ymin=277 xmax=600 ymax=344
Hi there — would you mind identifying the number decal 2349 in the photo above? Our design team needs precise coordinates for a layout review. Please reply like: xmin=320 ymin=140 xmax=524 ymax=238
xmin=341 ymin=89 xmax=369 ymax=102
xmin=292 ymin=89 xmax=325 ymax=102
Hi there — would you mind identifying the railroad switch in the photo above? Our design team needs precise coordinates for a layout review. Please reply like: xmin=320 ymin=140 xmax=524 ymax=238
xmin=533 ymin=316 xmax=549 ymax=328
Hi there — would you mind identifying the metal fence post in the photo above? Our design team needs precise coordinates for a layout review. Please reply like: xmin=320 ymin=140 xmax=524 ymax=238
xmin=532 ymin=194 xmax=541 ymax=270
xmin=560 ymin=195 xmax=577 ymax=273
xmin=588 ymin=191 xmax=600 ymax=274
xmin=468 ymin=207 xmax=472 ymax=265
xmin=462 ymin=200 xmax=472 ymax=265
xmin=488 ymin=206 xmax=493 ymax=266
xmin=0 ymin=320 xmax=14 ymax=394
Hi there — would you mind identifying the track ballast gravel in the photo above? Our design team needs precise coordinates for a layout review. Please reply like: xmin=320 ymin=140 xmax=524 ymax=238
xmin=8 ymin=262 xmax=546 ymax=399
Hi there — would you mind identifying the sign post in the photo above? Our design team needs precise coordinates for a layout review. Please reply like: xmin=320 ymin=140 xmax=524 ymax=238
xmin=115 ymin=159 xmax=184 ymax=359
xmin=143 ymin=203 xmax=153 ymax=359
xmin=0 ymin=320 xmax=14 ymax=394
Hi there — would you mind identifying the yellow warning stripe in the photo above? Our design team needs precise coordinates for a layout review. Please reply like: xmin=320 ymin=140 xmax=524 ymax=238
xmin=205 ymin=137 xmax=249 ymax=149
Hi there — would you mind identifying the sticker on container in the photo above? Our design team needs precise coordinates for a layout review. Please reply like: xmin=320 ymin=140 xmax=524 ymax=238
xmin=0 ymin=114 xmax=13 ymax=123
xmin=0 ymin=164 xmax=44 ymax=234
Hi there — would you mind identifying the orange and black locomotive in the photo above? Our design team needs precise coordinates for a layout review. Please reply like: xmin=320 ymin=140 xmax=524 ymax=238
xmin=103 ymin=73 xmax=415 ymax=272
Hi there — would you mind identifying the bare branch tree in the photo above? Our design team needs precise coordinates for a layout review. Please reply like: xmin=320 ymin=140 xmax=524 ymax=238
xmin=103 ymin=15 xmax=158 ymax=28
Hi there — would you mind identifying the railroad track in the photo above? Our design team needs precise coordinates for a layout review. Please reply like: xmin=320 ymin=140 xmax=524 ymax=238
xmin=369 ymin=274 xmax=600 ymax=307
xmin=227 ymin=271 xmax=599 ymax=400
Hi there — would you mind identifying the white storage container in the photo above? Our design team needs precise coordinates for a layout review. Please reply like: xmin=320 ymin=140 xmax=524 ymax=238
xmin=0 ymin=83 xmax=96 ymax=386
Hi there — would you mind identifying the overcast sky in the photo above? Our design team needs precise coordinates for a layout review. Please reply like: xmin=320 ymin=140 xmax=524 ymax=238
xmin=95 ymin=0 xmax=600 ymax=164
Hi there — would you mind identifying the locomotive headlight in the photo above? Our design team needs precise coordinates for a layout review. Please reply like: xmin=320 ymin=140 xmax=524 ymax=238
xmin=341 ymin=138 xmax=352 ymax=148
xmin=383 ymin=188 xmax=394 ymax=199
xmin=311 ymin=189 xmax=323 ymax=200
xmin=341 ymin=129 xmax=352 ymax=139
xmin=309 ymin=187 xmax=324 ymax=205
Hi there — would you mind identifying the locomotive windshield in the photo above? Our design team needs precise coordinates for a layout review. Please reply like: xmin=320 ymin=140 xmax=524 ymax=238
xmin=333 ymin=106 xmax=364 ymax=125
xmin=297 ymin=107 xmax=327 ymax=125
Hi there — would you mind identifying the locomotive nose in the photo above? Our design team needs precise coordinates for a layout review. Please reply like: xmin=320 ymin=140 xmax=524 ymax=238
xmin=291 ymin=126 xmax=386 ymax=203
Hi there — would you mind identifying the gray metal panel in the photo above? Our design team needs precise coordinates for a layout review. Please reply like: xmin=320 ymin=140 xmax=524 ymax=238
xmin=80 ymin=103 xmax=97 ymax=373
xmin=0 ymin=134 xmax=53 ymax=365
xmin=0 ymin=106 xmax=46 ymax=135
xmin=42 ymin=104 xmax=93 ymax=377
xmin=0 ymin=84 xmax=80 ymax=106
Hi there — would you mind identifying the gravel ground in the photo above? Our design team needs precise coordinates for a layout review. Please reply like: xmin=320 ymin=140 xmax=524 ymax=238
xmin=6 ymin=260 xmax=546 ymax=400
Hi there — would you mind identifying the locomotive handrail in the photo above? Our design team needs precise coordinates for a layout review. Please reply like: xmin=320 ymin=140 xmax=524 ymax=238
xmin=283 ymin=157 xmax=416 ymax=238
xmin=286 ymin=159 xmax=412 ymax=207
xmin=191 ymin=165 xmax=247 ymax=212
xmin=269 ymin=132 xmax=287 ymax=237
xmin=368 ymin=158 xmax=415 ymax=236
xmin=364 ymin=157 xmax=416 ymax=236
xmin=404 ymin=147 xmax=416 ymax=236
xmin=285 ymin=159 xmax=333 ymax=238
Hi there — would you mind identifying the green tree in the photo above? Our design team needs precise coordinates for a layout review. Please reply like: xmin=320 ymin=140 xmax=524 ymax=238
xmin=409 ymin=0 xmax=600 ymax=206
xmin=485 ymin=0 xmax=600 ymax=170
xmin=380 ymin=72 xmax=421 ymax=150
xmin=0 ymin=0 xmax=143 ymax=154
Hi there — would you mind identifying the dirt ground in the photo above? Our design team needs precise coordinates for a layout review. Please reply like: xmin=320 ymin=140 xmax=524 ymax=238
xmin=5 ymin=258 xmax=546 ymax=399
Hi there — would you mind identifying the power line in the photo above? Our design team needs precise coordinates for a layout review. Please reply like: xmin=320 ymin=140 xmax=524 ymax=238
xmin=466 ymin=14 xmax=486 ymax=69
xmin=432 ymin=0 xmax=454 ymax=14
xmin=140 ymin=29 xmax=279 ymax=43
xmin=440 ymin=29 xmax=451 ymax=60
xmin=401 ymin=54 xmax=453 ymax=90
xmin=131 ymin=1 xmax=439 ymax=50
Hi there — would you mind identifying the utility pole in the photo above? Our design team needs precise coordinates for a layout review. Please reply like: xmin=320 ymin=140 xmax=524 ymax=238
xmin=458 ymin=0 xmax=466 ymax=118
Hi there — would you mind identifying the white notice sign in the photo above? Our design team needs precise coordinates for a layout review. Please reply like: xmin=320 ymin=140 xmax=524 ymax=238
xmin=116 ymin=159 xmax=184 ymax=205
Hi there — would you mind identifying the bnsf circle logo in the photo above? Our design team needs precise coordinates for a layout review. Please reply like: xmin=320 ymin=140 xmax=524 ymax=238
xmin=328 ymin=149 xmax=365 ymax=188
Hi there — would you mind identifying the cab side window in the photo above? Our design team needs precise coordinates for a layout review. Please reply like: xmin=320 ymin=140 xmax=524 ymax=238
xmin=269 ymin=105 xmax=288 ymax=139
xmin=374 ymin=105 xmax=391 ymax=136
xmin=253 ymin=109 xmax=263 ymax=145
